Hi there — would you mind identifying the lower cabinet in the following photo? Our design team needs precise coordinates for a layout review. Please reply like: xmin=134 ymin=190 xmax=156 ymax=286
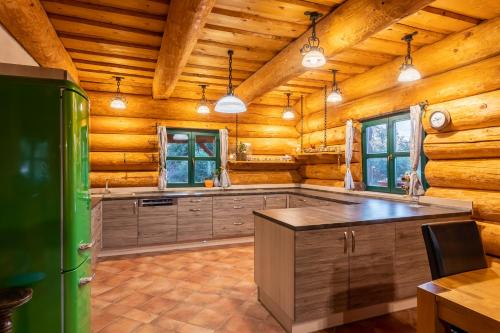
xmin=177 ymin=197 xmax=213 ymax=242
xmin=264 ymin=194 xmax=288 ymax=209
xmin=138 ymin=205 xmax=177 ymax=246
xmin=288 ymin=194 xmax=333 ymax=208
xmin=213 ymin=195 xmax=263 ymax=237
xmin=102 ymin=199 xmax=138 ymax=249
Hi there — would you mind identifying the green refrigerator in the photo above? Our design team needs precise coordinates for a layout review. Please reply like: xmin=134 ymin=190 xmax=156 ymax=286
xmin=0 ymin=65 xmax=92 ymax=333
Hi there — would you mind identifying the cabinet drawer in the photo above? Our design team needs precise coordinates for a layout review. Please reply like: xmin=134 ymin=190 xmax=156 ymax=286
xmin=213 ymin=195 xmax=263 ymax=211
xmin=102 ymin=224 xmax=137 ymax=248
xmin=102 ymin=200 xmax=138 ymax=226
xmin=178 ymin=197 xmax=212 ymax=216
xmin=264 ymin=194 xmax=288 ymax=209
xmin=289 ymin=195 xmax=331 ymax=208
xmin=213 ymin=215 xmax=254 ymax=237
xmin=177 ymin=215 xmax=212 ymax=242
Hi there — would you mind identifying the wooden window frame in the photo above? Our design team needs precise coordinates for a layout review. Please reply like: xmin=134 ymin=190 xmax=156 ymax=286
xmin=166 ymin=129 xmax=220 ymax=187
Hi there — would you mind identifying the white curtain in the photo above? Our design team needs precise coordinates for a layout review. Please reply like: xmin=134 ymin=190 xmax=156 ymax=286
xmin=158 ymin=126 xmax=168 ymax=190
xmin=344 ymin=120 xmax=355 ymax=190
xmin=409 ymin=105 xmax=425 ymax=196
xmin=219 ymin=129 xmax=231 ymax=188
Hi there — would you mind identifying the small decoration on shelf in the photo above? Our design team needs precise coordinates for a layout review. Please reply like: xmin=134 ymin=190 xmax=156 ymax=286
xmin=236 ymin=142 xmax=249 ymax=161
xmin=303 ymin=145 xmax=341 ymax=154
xmin=204 ymin=176 xmax=214 ymax=188
xmin=213 ymin=168 xmax=221 ymax=187
xmin=401 ymin=172 xmax=422 ymax=208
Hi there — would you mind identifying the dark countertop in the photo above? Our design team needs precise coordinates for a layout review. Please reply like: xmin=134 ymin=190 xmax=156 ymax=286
xmin=254 ymin=198 xmax=471 ymax=231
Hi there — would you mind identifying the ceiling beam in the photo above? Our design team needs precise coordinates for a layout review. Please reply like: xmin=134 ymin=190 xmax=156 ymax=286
xmin=153 ymin=0 xmax=216 ymax=99
xmin=0 ymin=0 xmax=79 ymax=81
xmin=234 ymin=0 xmax=434 ymax=104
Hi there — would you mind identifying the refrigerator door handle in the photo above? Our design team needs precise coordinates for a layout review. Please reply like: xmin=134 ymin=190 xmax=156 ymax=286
xmin=78 ymin=241 xmax=95 ymax=252
xmin=79 ymin=273 xmax=95 ymax=287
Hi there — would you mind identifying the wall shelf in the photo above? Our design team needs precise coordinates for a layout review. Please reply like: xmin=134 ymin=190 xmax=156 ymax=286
xmin=227 ymin=160 xmax=299 ymax=171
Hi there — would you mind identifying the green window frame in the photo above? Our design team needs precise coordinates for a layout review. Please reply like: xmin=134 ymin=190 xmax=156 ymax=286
xmin=166 ymin=129 xmax=220 ymax=187
xmin=362 ymin=112 xmax=427 ymax=194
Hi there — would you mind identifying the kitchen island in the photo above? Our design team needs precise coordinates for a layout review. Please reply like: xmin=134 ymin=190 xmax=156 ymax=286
xmin=253 ymin=199 xmax=470 ymax=333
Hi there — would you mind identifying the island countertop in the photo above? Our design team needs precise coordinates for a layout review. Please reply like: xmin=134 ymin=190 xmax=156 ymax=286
xmin=253 ymin=198 xmax=471 ymax=231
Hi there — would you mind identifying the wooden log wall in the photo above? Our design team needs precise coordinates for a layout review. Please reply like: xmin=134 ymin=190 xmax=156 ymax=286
xmin=88 ymin=91 xmax=300 ymax=187
xmin=296 ymin=18 xmax=500 ymax=255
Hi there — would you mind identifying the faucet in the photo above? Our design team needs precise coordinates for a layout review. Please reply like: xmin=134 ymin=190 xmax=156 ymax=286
xmin=104 ymin=179 xmax=111 ymax=194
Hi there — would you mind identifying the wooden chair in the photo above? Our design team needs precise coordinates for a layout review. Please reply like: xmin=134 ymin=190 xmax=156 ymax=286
xmin=421 ymin=220 xmax=488 ymax=333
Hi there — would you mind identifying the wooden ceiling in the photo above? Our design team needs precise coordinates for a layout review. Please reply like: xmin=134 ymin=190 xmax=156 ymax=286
xmin=40 ymin=0 xmax=500 ymax=107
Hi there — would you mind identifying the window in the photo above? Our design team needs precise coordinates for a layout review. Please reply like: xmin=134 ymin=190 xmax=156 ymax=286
xmin=166 ymin=130 xmax=220 ymax=187
xmin=362 ymin=113 xmax=426 ymax=194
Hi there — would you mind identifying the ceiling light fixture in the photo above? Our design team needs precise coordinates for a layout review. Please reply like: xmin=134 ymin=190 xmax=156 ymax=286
xmin=398 ymin=31 xmax=421 ymax=82
xmin=215 ymin=50 xmax=247 ymax=113
xmin=282 ymin=92 xmax=295 ymax=120
xmin=300 ymin=11 xmax=326 ymax=68
xmin=327 ymin=69 xmax=342 ymax=103
xmin=196 ymin=84 xmax=210 ymax=114
xmin=110 ymin=76 xmax=127 ymax=109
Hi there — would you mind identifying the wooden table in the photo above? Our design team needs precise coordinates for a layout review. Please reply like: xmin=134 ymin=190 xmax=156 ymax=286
xmin=417 ymin=258 xmax=500 ymax=333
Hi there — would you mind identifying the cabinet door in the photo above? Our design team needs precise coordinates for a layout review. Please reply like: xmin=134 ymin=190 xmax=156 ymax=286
xmin=348 ymin=223 xmax=395 ymax=309
xmin=102 ymin=200 xmax=138 ymax=249
xmin=138 ymin=205 xmax=177 ymax=245
xmin=394 ymin=220 xmax=431 ymax=299
xmin=177 ymin=197 xmax=213 ymax=241
xmin=264 ymin=194 xmax=287 ymax=209
xmin=213 ymin=195 xmax=263 ymax=237
xmin=295 ymin=228 xmax=349 ymax=321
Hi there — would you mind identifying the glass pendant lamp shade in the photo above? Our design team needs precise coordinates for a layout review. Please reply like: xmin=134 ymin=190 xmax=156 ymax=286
xmin=215 ymin=50 xmax=247 ymax=113
xmin=327 ymin=69 xmax=342 ymax=103
xmin=282 ymin=92 xmax=295 ymax=120
xmin=196 ymin=84 xmax=211 ymax=114
xmin=110 ymin=76 xmax=127 ymax=109
xmin=300 ymin=12 xmax=326 ymax=69
xmin=302 ymin=48 xmax=326 ymax=68
xmin=398 ymin=32 xmax=421 ymax=82
xmin=398 ymin=63 xmax=421 ymax=82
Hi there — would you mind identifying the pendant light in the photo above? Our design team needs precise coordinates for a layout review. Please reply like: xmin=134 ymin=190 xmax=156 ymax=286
xmin=110 ymin=76 xmax=127 ymax=109
xmin=196 ymin=84 xmax=210 ymax=114
xmin=300 ymin=11 xmax=326 ymax=68
xmin=327 ymin=69 xmax=342 ymax=103
xmin=215 ymin=50 xmax=247 ymax=113
xmin=398 ymin=31 xmax=421 ymax=82
xmin=282 ymin=93 xmax=295 ymax=120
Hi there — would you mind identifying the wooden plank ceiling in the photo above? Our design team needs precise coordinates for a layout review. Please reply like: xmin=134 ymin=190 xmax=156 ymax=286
xmin=41 ymin=0 xmax=499 ymax=108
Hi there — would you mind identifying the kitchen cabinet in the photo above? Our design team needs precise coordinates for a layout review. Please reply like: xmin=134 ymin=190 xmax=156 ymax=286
xmin=348 ymin=223 xmax=395 ymax=309
xmin=102 ymin=199 xmax=138 ymax=249
xmin=91 ymin=201 xmax=102 ymax=267
xmin=264 ymin=194 xmax=288 ymax=209
xmin=138 ymin=204 xmax=177 ymax=246
xmin=213 ymin=195 xmax=263 ymax=237
xmin=288 ymin=194 xmax=332 ymax=208
xmin=177 ymin=197 xmax=213 ymax=241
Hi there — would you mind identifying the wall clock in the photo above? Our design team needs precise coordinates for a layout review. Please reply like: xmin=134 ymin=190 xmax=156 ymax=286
xmin=429 ymin=110 xmax=450 ymax=130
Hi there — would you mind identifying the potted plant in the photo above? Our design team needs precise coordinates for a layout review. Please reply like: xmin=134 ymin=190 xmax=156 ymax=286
xmin=237 ymin=142 xmax=248 ymax=161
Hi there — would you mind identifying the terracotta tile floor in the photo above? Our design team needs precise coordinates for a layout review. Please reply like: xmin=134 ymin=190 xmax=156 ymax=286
xmin=92 ymin=244 xmax=417 ymax=333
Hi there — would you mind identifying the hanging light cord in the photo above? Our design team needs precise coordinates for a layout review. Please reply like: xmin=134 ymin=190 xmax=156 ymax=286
xmin=331 ymin=70 xmax=338 ymax=91
xmin=300 ymin=95 xmax=304 ymax=153
xmin=227 ymin=50 xmax=234 ymax=95
xmin=286 ymin=93 xmax=291 ymax=107
xmin=115 ymin=77 xmax=122 ymax=94
xmin=301 ymin=12 xmax=323 ymax=54
xmin=402 ymin=31 xmax=417 ymax=65
xmin=323 ymin=85 xmax=327 ymax=147
xmin=200 ymin=84 xmax=207 ymax=101
xmin=235 ymin=113 xmax=239 ymax=158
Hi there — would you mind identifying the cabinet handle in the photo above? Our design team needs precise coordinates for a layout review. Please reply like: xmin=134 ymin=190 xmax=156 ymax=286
xmin=298 ymin=198 xmax=307 ymax=202
xmin=189 ymin=208 xmax=201 ymax=212
xmin=264 ymin=196 xmax=267 ymax=209
xmin=79 ymin=273 xmax=95 ymax=287
xmin=233 ymin=198 xmax=243 ymax=202
xmin=351 ymin=230 xmax=356 ymax=253
xmin=133 ymin=201 xmax=137 ymax=215
xmin=343 ymin=232 xmax=348 ymax=254
xmin=78 ymin=241 xmax=95 ymax=252
xmin=190 ymin=199 xmax=202 ymax=203
xmin=233 ymin=206 xmax=243 ymax=209
xmin=233 ymin=221 xmax=244 ymax=225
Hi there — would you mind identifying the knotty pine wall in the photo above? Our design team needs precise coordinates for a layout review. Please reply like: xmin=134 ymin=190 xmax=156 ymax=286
xmin=297 ymin=18 xmax=500 ymax=255
xmin=88 ymin=91 xmax=301 ymax=187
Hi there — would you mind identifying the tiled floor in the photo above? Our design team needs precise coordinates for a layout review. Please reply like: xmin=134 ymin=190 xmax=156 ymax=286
xmin=92 ymin=244 xmax=417 ymax=333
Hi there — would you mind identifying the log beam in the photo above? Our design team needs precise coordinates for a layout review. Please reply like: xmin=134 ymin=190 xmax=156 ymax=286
xmin=153 ymin=0 xmax=216 ymax=99
xmin=299 ymin=16 xmax=500 ymax=115
xmin=0 ymin=0 xmax=79 ymax=81
xmin=234 ymin=0 xmax=433 ymax=104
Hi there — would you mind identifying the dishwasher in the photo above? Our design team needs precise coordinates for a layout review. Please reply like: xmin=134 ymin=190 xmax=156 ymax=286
xmin=138 ymin=198 xmax=178 ymax=245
